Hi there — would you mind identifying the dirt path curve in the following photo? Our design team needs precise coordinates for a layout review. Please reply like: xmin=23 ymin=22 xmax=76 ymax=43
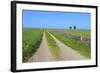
xmin=28 ymin=32 xmax=55 ymax=62
xmin=47 ymin=31 xmax=87 ymax=60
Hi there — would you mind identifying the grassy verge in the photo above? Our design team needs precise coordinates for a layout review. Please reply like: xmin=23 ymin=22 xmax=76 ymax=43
xmin=50 ymin=31 xmax=91 ymax=58
xmin=45 ymin=32 xmax=62 ymax=60
xmin=22 ymin=28 xmax=44 ymax=62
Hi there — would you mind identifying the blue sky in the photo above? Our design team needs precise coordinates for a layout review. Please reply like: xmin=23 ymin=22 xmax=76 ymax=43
xmin=22 ymin=10 xmax=91 ymax=29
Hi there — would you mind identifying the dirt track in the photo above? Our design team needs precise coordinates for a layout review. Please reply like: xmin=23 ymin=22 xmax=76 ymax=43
xmin=28 ymin=32 xmax=54 ymax=62
xmin=47 ymin=31 xmax=87 ymax=60
xmin=28 ymin=31 xmax=87 ymax=62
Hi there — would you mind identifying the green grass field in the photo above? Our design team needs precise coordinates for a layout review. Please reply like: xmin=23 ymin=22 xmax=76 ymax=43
xmin=49 ymin=29 xmax=91 ymax=58
xmin=65 ymin=30 xmax=90 ymax=37
xmin=22 ymin=28 xmax=44 ymax=62
xmin=49 ymin=29 xmax=90 ymax=37
xmin=23 ymin=28 xmax=91 ymax=62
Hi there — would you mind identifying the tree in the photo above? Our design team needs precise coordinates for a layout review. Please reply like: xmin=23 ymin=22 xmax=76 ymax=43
xmin=73 ymin=26 xmax=76 ymax=30
xmin=69 ymin=26 xmax=72 ymax=30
